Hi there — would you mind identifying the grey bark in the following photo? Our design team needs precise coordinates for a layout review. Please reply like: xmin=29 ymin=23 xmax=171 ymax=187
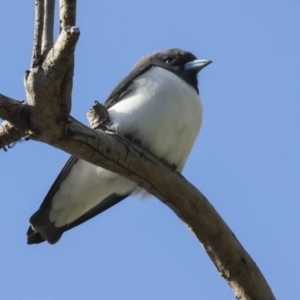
xmin=0 ymin=1 xmax=276 ymax=299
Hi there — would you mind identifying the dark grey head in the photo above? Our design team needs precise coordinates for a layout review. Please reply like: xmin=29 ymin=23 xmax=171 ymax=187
xmin=105 ymin=48 xmax=211 ymax=108
xmin=134 ymin=48 xmax=212 ymax=93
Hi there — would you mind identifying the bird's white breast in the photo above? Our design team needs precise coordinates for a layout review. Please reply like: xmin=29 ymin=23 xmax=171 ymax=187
xmin=108 ymin=66 xmax=202 ymax=171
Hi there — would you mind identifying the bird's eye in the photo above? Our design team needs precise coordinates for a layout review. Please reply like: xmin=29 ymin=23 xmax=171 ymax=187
xmin=165 ymin=57 xmax=174 ymax=64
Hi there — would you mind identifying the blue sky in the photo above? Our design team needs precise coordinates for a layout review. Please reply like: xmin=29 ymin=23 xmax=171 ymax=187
xmin=1 ymin=1 xmax=299 ymax=299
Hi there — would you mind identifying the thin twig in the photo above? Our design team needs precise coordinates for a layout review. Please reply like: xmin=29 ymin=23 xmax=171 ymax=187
xmin=42 ymin=0 xmax=55 ymax=55
xmin=42 ymin=26 xmax=79 ymax=78
xmin=60 ymin=0 xmax=77 ymax=29
xmin=31 ymin=0 xmax=44 ymax=68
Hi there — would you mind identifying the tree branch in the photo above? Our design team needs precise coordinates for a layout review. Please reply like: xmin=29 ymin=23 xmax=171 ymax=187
xmin=82 ymin=102 xmax=276 ymax=300
xmin=0 ymin=94 xmax=29 ymax=149
xmin=0 ymin=94 xmax=29 ymax=131
xmin=60 ymin=0 xmax=76 ymax=28
xmin=0 ymin=1 xmax=276 ymax=299
xmin=24 ymin=26 xmax=79 ymax=140
xmin=42 ymin=0 xmax=55 ymax=54
xmin=0 ymin=121 xmax=24 ymax=150
xmin=31 ymin=0 xmax=44 ymax=67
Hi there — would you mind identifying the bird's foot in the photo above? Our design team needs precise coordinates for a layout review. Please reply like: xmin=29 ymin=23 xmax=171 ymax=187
xmin=124 ymin=133 xmax=142 ymax=146
xmin=162 ymin=160 xmax=177 ymax=172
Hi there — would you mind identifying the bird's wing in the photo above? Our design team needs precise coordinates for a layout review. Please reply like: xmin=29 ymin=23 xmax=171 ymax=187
xmin=27 ymin=188 xmax=128 ymax=244
xmin=104 ymin=59 xmax=153 ymax=109
xmin=27 ymin=65 xmax=155 ymax=245
xmin=27 ymin=155 xmax=76 ymax=244
xmin=27 ymin=154 xmax=133 ymax=244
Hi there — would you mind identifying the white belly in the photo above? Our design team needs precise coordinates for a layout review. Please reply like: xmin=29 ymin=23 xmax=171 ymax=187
xmin=108 ymin=66 xmax=202 ymax=171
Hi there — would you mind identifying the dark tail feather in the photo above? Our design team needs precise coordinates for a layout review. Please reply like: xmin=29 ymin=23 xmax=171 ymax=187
xmin=27 ymin=193 xmax=129 ymax=245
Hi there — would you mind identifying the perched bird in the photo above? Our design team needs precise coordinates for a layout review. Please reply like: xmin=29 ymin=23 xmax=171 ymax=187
xmin=27 ymin=48 xmax=211 ymax=244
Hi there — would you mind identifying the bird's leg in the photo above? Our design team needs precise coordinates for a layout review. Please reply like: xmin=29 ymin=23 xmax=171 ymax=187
xmin=161 ymin=159 xmax=177 ymax=172
xmin=124 ymin=133 xmax=142 ymax=147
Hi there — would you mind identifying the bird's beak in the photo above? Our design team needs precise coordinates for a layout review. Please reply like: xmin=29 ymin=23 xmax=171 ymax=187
xmin=184 ymin=59 xmax=212 ymax=72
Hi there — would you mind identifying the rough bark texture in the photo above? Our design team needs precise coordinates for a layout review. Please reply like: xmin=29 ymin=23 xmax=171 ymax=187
xmin=0 ymin=1 xmax=276 ymax=299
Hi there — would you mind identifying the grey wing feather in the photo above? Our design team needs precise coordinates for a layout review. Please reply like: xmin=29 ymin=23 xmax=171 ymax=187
xmin=27 ymin=154 xmax=130 ymax=244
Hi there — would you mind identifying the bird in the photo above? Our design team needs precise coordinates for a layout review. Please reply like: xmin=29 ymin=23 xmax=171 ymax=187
xmin=27 ymin=48 xmax=212 ymax=245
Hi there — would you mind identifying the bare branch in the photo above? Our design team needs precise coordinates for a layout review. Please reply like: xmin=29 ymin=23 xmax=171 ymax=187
xmin=0 ymin=94 xmax=29 ymax=129
xmin=0 ymin=1 xmax=276 ymax=298
xmin=83 ymin=102 xmax=276 ymax=300
xmin=0 ymin=92 xmax=276 ymax=299
xmin=31 ymin=0 xmax=44 ymax=67
xmin=42 ymin=0 xmax=55 ymax=54
xmin=24 ymin=26 xmax=80 ymax=139
xmin=60 ymin=0 xmax=76 ymax=28
xmin=0 ymin=94 xmax=29 ymax=149
xmin=43 ymin=26 xmax=79 ymax=78
xmin=0 ymin=121 xmax=24 ymax=150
